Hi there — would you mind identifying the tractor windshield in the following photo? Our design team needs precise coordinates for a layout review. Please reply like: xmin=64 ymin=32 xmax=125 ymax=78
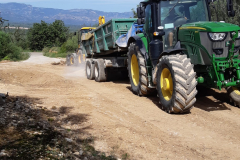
xmin=160 ymin=0 xmax=209 ymax=27
xmin=160 ymin=0 xmax=209 ymax=49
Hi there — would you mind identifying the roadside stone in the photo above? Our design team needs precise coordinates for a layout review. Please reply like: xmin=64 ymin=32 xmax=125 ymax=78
xmin=84 ymin=157 xmax=88 ymax=160
xmin=0 ymin=150 xmax=7 ymax=157
xmin=79 ymin=150 xmax=84 ymax=155
xmin=65 ymin=138 xmax=73 ymax=143
xmin=73 ymin=152 xmax=79 ymax=156
xmin=0 ymin=97 xmax=4 ymax=105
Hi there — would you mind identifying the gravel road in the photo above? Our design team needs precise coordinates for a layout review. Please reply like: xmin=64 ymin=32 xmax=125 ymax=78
xmin=1 ymin=52 xmax=240 ymax=159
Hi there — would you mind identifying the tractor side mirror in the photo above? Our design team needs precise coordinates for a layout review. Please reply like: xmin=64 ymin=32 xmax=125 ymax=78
xmin=74 ymin=32 xmax=77 ymax=35
xmin=137 ymin=6 xmax=145 ymax=18
xmin=137 ymin=18 xmax=145 ymax=25
xmin=227 ymin=0 xmax=235 ymax=17
xmin=137 ymin=6 xmax=145 ymax=25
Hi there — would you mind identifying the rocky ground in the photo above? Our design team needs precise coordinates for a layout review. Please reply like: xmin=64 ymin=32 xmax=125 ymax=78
xmin=0 ymin=94 xmax=117 ymax=160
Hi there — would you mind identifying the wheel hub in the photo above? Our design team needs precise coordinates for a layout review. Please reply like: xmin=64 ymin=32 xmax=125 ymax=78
xmin=163 ymin=78 xmax=170 ymax=91
xmin=160 ymin=68 xmax=173 ymax=101
xmin=131 ymin=54 xmax=139 ymax=86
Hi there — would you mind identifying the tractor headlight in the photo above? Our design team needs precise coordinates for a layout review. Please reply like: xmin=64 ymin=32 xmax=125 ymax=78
xmin=208 ymin=33 xmax=226 ymax=41
xmin=231 ymin=31 xmax=240 ymax=39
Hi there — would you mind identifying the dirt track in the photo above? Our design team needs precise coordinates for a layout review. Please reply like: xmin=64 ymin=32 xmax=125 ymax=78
xmin=1 ymin=52 xmax=240 ymax=160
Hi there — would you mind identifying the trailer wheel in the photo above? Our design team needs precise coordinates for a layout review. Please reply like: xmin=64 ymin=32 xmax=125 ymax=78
xmin=227 ymin=87 xmax=240 ymax=107
xmin=85 ymin=61 xmax=95 ymax=80
xmin=94 ymin=59 xmax=107 ymax=82
xmin=156 ymin=54 xmax=197 ymax=113
xmin=128 ymin=42 xmax=155 ymax=96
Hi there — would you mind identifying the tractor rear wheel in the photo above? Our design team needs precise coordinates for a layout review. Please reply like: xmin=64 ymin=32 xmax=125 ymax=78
xmin=156 ymin=54 xmax=197 ymax=113
xmin=128 ymin=42 xmax=155 ymax=96
xmin=227 ymin=87 xmax=240 ymax=107
xmin=85 ymin=60 xmax=95 ymax=80
xmin=76 ymin=50 xmax=86 ymax=66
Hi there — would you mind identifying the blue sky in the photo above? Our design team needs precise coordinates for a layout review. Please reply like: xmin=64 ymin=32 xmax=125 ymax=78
xmin=1 ymin=0 xmax=140 ymax=12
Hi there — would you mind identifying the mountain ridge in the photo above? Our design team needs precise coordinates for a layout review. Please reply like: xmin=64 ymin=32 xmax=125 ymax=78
xmin=0 ymin=2 xmax=134 ymax=25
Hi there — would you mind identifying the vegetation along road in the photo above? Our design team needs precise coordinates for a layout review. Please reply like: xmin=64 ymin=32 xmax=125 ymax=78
xmin=1 ymin=52 xmax=240 ymax=159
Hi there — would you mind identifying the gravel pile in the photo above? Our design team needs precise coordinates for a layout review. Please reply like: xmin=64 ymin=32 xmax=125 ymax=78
xmin=0 ymin=94 xmax=117 ymax=160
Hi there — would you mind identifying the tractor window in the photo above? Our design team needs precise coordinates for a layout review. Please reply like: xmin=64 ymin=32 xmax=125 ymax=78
xmin=160 ymin=0 xmax=209 ymax=49
xmin=81 ymin=29 xmax=89 ymax=34
xmin=160 ymin=0 xmax=209 ymax=26
xmin=189 ymin=1 xmax=209 ymax=21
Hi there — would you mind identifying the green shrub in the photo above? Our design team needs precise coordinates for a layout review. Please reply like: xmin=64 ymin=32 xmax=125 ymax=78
xmin=49 ymin=47 xmax=60 ymax=53
xmin=42 ymin=47 xmax=50 ymax=54
xmin=60 ymin=42 xmax=67 ymax=53
xmin=0 ymin=31 xmax=30 ymax=61
xmin=65 ymin=36 xmax=78 ymax=52
xmin=0 ymin=31 xmax=11 ymax=59
xmin=60 ymin=36 xmax=78 ymax=53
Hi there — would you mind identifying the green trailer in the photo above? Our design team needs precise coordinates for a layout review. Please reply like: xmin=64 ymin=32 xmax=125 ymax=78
xmin=82 ymin=18 xmax=137 ymax=56
xmin=80 ymin=18 xmax=137 ymax=81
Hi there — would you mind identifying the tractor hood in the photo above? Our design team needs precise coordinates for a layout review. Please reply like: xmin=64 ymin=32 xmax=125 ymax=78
xmin=180 ymin=22 xmax=240 ymax=32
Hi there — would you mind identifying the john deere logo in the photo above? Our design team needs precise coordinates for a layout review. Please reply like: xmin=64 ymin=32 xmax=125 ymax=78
xmin=226 ymin=41 xmax=230 ymax=47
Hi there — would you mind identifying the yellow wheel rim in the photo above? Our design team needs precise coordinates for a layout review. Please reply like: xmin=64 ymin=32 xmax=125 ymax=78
xmin=131 ymin=54 xmax=139 ymax=86
xmin=160 ymin=68 xmax=173 ymax=101
xmin=70 ymin=57 xmax=74 ymax=65
xmin=83 ymin=54 xmax=86 ymax=62
xmin=233 ymin=87 xmax=240 ymax=95
xmin=78 ymin=55 xmax=81 ymax=64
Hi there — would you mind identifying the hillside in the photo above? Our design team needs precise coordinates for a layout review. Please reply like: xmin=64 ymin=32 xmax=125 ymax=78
xmin=0 ymin=3 xmax=133 ymax=25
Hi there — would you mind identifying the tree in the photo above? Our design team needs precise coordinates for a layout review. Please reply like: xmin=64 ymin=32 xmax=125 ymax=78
xmin=131 ymin=8 xmax=138 ymax=18
xmin=210 ymin=0 xmax=240 ymax=26
xmin=28 ymin=20 xmax=68 ymax=51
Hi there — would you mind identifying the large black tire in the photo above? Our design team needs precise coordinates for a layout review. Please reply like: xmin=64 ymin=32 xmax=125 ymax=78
xmin=94 ymin=59 xmax=107 ymax=82
xmin=76 ymin=50 xmax=86 ymax=66
xmin=127 ymin=42 xmax=155 ymax=96
xmin=227 ymin=87 xmax=240 ymax=107
xmin=85 ymin=60 xmax=95 ymax=80
xmin=156 ymin=54 xmax=197 ymax=113
xmin=66 ymin=53 xmax=77 ymax=66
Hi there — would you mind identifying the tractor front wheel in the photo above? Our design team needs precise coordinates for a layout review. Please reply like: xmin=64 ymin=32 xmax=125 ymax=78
xmin=66 ymin=53 xmax=77 ymax=66
xmin=156 ymin=54 xmax=198 ymax=113
xmin=128 ymin=42 xmax=155 ymax=96
xmin=227 ymin=87 xmax=240 ymax=107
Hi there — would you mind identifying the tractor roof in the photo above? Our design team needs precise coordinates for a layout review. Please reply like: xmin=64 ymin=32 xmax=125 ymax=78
xmin=81 ymin=27 xmax=96 ymax=30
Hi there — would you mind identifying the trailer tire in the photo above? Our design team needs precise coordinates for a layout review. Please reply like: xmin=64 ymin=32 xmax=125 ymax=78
xmin=128 ymin=42 xmax=155 ymax=96
xmin=94 ymin=59 xmax=107 ymax=82
xmin=86 ymin=60 xmax=95 ymax=80
xmin=156 ymin=54 xmax=197 ymax=114
xmin=227 ymin=87 xmax=240 ymax=107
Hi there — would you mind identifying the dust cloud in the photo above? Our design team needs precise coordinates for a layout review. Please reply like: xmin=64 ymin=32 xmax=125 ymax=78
xmin=63 ymin=63 xmax=86 ymax=79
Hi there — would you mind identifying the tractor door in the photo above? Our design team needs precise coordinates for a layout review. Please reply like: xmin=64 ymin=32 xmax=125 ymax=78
xmin=144 ymin=4 xmax=153 ymax=44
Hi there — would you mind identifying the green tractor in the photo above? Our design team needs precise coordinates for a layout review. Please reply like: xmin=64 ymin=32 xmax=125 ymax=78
xmin=127 ymin=0 xmax=240 ymax=113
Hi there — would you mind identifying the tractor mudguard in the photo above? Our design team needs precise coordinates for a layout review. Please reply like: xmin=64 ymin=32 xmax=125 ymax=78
xmin=128 ymin=35 xmax=149 ymax=61
xmin=158 ymin=41 xmax=186 ymax=60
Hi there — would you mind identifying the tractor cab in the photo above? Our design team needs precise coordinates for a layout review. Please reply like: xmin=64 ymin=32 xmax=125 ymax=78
xmin=78 ymin=27 xmax=96 ymax=43
xmin=159 ymin=0 xmax=210 ymax=49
